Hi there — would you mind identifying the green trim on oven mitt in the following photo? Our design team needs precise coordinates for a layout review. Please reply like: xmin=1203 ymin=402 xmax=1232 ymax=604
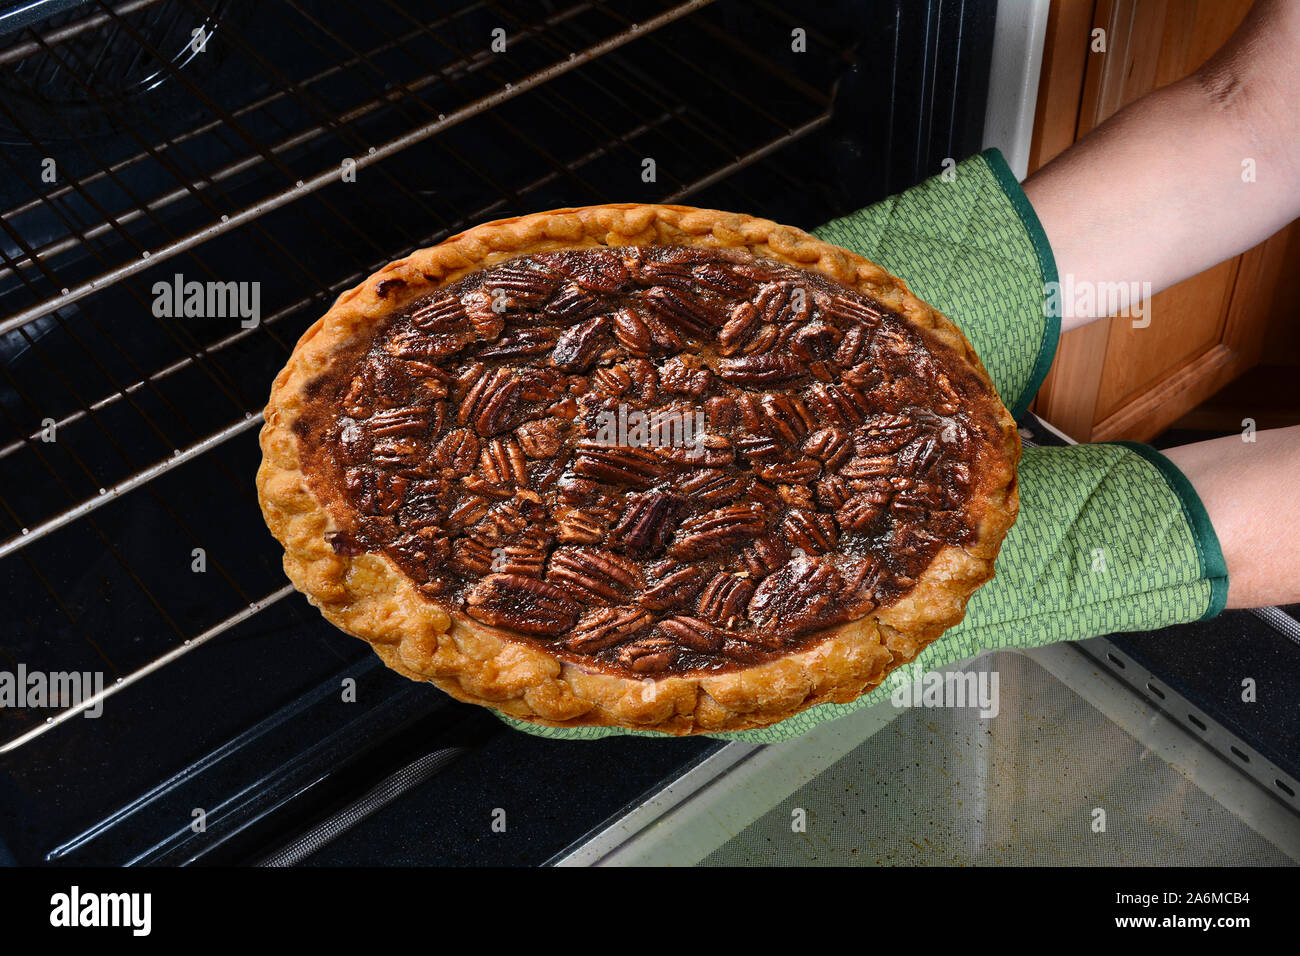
xmin=501 ymin=441 xmax=1227 ymax=742
xmin=814 ymin=147 xmax=1059 ymax=418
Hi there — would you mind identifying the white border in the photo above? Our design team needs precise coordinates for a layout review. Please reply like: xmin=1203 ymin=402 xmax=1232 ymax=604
xmin=982 ymin=0 xmax=1050 ymax=180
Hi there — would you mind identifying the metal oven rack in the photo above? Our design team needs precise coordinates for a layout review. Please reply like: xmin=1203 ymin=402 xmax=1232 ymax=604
xmin=0 ymin=0 xmax=856 ymax=757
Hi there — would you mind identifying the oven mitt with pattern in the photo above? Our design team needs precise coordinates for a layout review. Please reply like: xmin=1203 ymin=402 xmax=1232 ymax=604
xmin=814 ymin=147 xmax=1057 ymax=419
xmin=500 ymin=149 xmax=1227 ymax=742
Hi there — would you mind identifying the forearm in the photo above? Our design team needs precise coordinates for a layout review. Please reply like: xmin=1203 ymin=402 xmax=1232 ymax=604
xmin=1022 ymin=0 xmax=1300 ymax=332
xmin=1162 ymin=425 xmax=1300 ymax=609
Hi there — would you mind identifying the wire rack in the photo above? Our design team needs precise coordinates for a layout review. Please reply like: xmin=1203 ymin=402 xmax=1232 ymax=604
xmin=0 ymin=0 xmax=844 ymax=751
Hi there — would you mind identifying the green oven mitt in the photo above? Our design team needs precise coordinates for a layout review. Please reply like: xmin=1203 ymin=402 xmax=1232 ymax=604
xmin=502 ymin=149 xmax=1227 ymax=742
xmin=815 ymin=147 xmax=1057 ymax=419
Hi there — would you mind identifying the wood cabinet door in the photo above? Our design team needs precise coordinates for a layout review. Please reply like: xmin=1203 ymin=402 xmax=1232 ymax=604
xmin=1027 ymin=0 xmax=1295 ymax=441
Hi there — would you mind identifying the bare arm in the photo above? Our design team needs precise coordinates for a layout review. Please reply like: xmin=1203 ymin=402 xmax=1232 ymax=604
xmin=1163 ymin=426 xmax=1300 ymax=608
xmin=1022 ymin=0 xmax=1300 ymax=608
xmin=1022 ymin=0 xmax=1300 ymax=333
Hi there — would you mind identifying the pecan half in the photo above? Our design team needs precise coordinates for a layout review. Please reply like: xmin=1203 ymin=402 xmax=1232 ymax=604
xmin=837 ymin=487 xmax=891 ymax=532
xmin=433 ymin=428 xmax=480 ymax=475
xmin=572 ymin=443 xmax=670 ymax=487
xmin=839 ymin=557 xmax=882 ymax=616
xmin=616 ymin=636 xmax=680 ymax=674
xmin=517 ymin=366 xmax=566 ymax=403
xmin=802 ymin=427 xmax=852 ymax=469
xmin=547 ymin=546 xmax=644 ymax=604
xmin=718 ymin=301 xmax=761 ymax=355
xmin=478 ymin=437 xmax=528 ymax=487
xmin=755 ymin=457 xmax=821 ymax=485
xmin=464 ymin=573 xmax=580 ymax=635
xmin=445 ymin=493 xmax=491 ymax=530
xmin=476 ymin=327 xmax=559 ymax=359
xmin=450 ymin=537 xmax=496 ymax=576
xmin=747 ymin=553 xmax=843 ymax=637
xmin=736 ymin=432 xmax=783 ymax=461
xmin=472 ymin=497 xmax=544 ymax=545
xmin=804 ymin=382 xmax=872 ymax=426
xmin=825 ymin=294 xmax=884 ymax=327
xmin=676 ymin=468 xmax=749 ymax=503
xmin=716 ymin=354 xmax=806 ymax=387
xmin=368 ymin=405 xmax=433 ymax=439
xmin=589 ymin=364 xmax=633 ymax=398
xmin=738 ymin=530 xmax=785 ymax=574
xmin=643 ymin=286 xmax=722 ymax=336
xmin=669 ymin=503 xmax=766 ymax=560
xmin=896 ymin=435 xmax=942 ymax=475
xmin=634 ymin=259 xmax=697 ymax=290
xmin=545 ymin=251 xmax=629 ymax=292
xmin=815 ymin=475 xmax=850 ymax=510
xmin=476 ymin=265 xmax=556 ymax=309
xmin=657 ymin=616 xmax=725 ymax=652
xmin=547 ymin=282 xmax=605 ymax=324
xmin=611 ymin=490 xmax=685 ymax=557
xmin=515 ymin=419 xmax=562 ymax=459
xmin=636 ymin=563 xmax=710 ymax=611
xmin=855 ymin=413 xmax=918 ymax=454
xmin=697 ymin=572 xmax=756 ymax=627
xmin=834 ymin=324 xmax=872 ymax=367
xmin=550 ymin=315 xmax=609 ymax=372
xmin=388 ymin=530 xmax=450 ymax=576
xmin=754 ymin=281 xmax=812 ymax=327
xmin=657 ymin=356 xmax=713 ymax=396
xmin=654 ymin=431 xmax=734 ymax=468
xmin=840 ymin=454 xmax=896 ymax=479
xmin=385 ymin=326 xmax=475 ymax=361
xmin=345 ymin=468 xmax=409 ymax=516
xmin=409 ymin=295 xmax=467 ymax=333
xmin=551 ymin=505 xmax=611 ymax=544
xmin=566 ymin=606 xmax=653 ymax=653
xmin=610 ymin=307 xmax=654 ymax=356
xmin=782 ymin=509 xmax=838 ymax=554
xmin=790 ymin=320 xmax=842 ymax=362
xmin=760 ymin=393 xmax=814 ymax=444
xmin=458 ymin=366 xmax=520 ymax=436
xmin=692 ymin=261 xmax=757 ymax=297
xmin=370 ymin=438 xmax=421 ymax=468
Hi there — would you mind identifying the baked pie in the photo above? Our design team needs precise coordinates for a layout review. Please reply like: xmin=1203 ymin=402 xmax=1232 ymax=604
xmin=257 ymin=204 xmax=1019 ymax=734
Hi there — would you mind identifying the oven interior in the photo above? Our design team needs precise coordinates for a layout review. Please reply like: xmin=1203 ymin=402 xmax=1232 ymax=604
xmin=0 ymin=0 xmax=1001 ymax=865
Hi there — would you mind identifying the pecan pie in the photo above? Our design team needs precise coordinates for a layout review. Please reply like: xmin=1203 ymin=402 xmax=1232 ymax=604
xmin=257 ymin=204 xmax=1019 ymax=734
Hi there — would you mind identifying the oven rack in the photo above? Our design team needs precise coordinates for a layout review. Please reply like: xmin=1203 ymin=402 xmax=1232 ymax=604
xmin=0 ymin=0 xmax=722 ymax=332
xmin=0 ymin=0 xmax=843 ymax=751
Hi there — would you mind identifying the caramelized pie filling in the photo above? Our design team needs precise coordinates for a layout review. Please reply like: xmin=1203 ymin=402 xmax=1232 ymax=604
xmin=295 ymin=246 xmax=999 ymax=676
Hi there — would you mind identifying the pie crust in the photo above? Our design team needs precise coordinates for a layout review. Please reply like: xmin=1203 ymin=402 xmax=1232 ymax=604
xmin=257 ymin=203 xmax=1020 ymax=735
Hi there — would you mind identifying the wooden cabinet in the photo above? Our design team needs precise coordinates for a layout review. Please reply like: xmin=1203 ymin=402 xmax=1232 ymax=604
xmin=1027 ymin=0 xmax=1300 ymax=441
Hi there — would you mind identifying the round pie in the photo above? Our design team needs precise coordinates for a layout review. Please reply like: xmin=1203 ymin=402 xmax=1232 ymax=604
xmin=257 ymin=203 xmax=1019 ymax=735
